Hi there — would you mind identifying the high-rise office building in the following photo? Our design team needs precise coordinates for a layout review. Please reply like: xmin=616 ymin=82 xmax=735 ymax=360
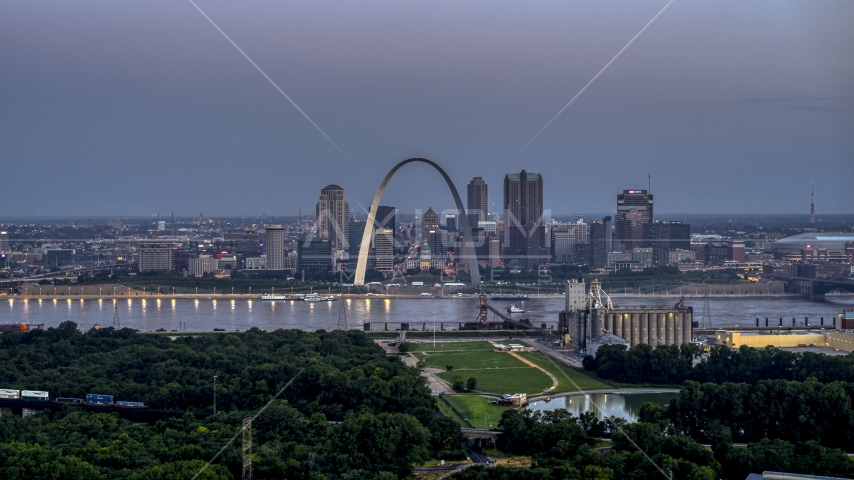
xmin=427 ymin=229 xmax=449 ymax=255
xmin=668 ymin=221 xmax=691 ymax=251
xmin=503 ymin=169 xmax=544 ymax=264
xmin=0 ymin=231 xmax=8 ymax=252
xmin=315 ymin=184 xmax=350 ymax=252
xmin=189 ymin=255 xmax=219 ymax=276
xmin=374 ymin=228 xmax=394 ymax=273
xmin=590 ymin=217 xmax=611 ymax=269
xmin=615 ymin=190 xmax=653 ymax=250
xmin=138 ymin=239 xmax=174 ymax=272
xmin=298 ymin=237 xmax=333 ymax=270
xmin=551 ymin=221 xmax=588 ymax=263
xmin=348 ymin=221 xmax=367 ymax=258
xmin=375 ymin=206 xmax=396 ymax=233
xmin=217 ymin=229 xmax=262 ymax=257
xmin=264 ymin=225 xmax=285 ymax=270
xmin=445 ymin=214 xmax=457 ymax=231
xmin=503 ymin=169 xmax=543 ymax=227
xmin=603 ymin=216 xmax=613 ymax=254
xmin=422 ymin=207 xmax=439 ymax=230
xmin=651 ymin=221 xmax=691 ymax=265
xmin=467 ymin=177 xmax=489 ymax=226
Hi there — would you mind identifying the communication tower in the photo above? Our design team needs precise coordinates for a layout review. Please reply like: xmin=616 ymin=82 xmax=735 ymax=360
xmin=242 ymin=417 xmax=253 ymax=480
xmin=701 ymin=296 xmax=712 ymax=329
xmin=112 ymin=305 xmax=120 ymax=329
xmin=337 ymin=299 xmax=347 ymax=330
xmin=810 ymin=182 xmax=816 ymax=232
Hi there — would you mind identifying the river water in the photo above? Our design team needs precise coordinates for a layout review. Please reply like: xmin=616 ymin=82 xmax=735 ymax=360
xmin=527 ymin=392 xmax=679 ymax=422
xmin=0 ymin=295 xmax=852 ymax=332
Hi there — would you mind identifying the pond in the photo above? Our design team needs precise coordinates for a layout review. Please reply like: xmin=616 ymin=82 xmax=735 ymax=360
xmin=526 ymin=391 xmax=678 ymax=422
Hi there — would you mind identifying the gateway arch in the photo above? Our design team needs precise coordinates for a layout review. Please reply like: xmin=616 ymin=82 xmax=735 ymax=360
xmin=354 ymin=158 xmax=482 ymax=286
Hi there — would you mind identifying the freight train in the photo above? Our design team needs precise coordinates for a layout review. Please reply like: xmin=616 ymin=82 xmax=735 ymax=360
xmin=0 ymin=389 xmax=145 ymax=417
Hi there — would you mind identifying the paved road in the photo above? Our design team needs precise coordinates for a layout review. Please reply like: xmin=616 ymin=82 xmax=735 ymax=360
xmin=402 ymin=353 xmax=454 ymax=395
xmin=520 ymin=338 xmax=584 ymax=367
xmin=506 ymin=350 xmax=558 ymax=392
xmin=466 ymin=444 xmax=492 ymax=466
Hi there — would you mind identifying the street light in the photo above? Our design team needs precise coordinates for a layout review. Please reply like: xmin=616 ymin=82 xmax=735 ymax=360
xmin=213 ymin=375 xmax=217 ymax=415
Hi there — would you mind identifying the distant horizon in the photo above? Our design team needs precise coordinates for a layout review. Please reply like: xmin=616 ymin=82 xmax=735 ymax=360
xmin=2 ymin=213 xmax=852 ymax=222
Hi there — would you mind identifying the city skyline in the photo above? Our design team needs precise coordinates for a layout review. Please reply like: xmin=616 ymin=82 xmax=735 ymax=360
xmin=1 ymin=1 xmax=852 ymax=216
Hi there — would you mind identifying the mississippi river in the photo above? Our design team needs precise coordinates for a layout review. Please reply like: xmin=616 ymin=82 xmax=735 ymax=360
xmin=1 ymin=295 xmax=852 ymax=333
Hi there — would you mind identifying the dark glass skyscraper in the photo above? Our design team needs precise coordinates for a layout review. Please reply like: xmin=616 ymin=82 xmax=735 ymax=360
xmin=467 ymin=177 xmax=488 ymax=226
xmin=651 ymin=220 xmax=691 ymax=265
xmin=590 ymin=216 xmax=611 ymax=269
xmin=375 ymin=206 xmax=396 ymax=233
xmin=615 ymin=189 xmax=653 ymax=250
xmin=503 ymin=169 xmax=544 ymax=265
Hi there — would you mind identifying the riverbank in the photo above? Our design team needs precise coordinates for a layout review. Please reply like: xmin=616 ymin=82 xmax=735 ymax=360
xmin=6 ymin=291 xmax=816 ymax=301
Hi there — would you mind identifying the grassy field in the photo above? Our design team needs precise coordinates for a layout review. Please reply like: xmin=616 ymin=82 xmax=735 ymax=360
xmin=438 ymin=367 xmax=552 ymax=395
xmin=415 ymin=344 xmax=610 ymax=395
xmin=436 ymin=396 xmax=462 ymax=424
xmin=442 ymin=394 xmax=513 ymax=430
xmin=416 ymin=350 xmax=527 ymax=370
xmin=517 ymin=352 xmax=611 ymax=393
xmin=414 ymin=347 xmax=552 ymax=394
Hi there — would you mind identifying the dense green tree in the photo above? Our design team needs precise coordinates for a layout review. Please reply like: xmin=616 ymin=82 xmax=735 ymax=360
xmin=466 ymin=377 xmax=478 ymax=391
xmin=585 ymin=343 xmax=854 ymax=386
xmin=0 ymin=442 xmax=102 ymax=480
xmin=0 ymin=324 xmax=461 ymax=479
xmin=451 ymin=375 xmax=465 ymax=391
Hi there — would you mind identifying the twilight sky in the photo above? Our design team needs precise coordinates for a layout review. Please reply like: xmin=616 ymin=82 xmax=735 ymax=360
xmin=2 ymin=0 xmax=852 ymax=217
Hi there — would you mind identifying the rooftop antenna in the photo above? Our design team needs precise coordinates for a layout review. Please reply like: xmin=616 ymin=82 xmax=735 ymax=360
xmin=810 ymin=182 xmax=815 ymax=232
xmin=648 ymin=173 xmax=651 ymax=193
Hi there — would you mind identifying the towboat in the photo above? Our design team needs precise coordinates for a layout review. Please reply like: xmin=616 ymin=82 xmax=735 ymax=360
xmin=506 ymin=304 xmax=525 ymax=314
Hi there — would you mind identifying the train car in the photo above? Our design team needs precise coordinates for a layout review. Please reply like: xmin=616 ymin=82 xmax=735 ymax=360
xmin=0 ymin=389 xmax=21 ymax=399
xmin=115 ymin=401 xmax=145 ymax=408
xmin=85 ymin=394 xmax=114 ymax=405
xmin=21 ymin=390 xmax=49 ymax=402
xmin=56 ymin=397 xmax=84 ymax=404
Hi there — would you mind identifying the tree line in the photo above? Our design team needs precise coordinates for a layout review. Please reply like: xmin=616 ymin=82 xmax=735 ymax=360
xmin=0 ymin=323 xmax=466 ymax=478
xmin=448 ymin=406 xmax=854 ymax=480
xmin=584 ymin=343 xmax=854 ymax=385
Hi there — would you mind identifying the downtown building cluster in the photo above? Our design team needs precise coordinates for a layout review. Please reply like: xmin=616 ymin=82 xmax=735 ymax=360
xmin=1 ymin=176 xmax=851 ymax=284
xmin=212 ymin=172 xmax=725 ymax=278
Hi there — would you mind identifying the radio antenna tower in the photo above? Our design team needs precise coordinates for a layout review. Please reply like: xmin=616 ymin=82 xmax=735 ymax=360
xmin=702 ymin=296 xmax=712 ymax=329
xmin=241 ymin=418 xmax=253 ymax=480
xmin=337 ymin=299 xmax=347 ymax=330
xmin=112 ymin=305 xmax=120 ymax=329
xmin=809 ymin=182 xmax=815 ymax=232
